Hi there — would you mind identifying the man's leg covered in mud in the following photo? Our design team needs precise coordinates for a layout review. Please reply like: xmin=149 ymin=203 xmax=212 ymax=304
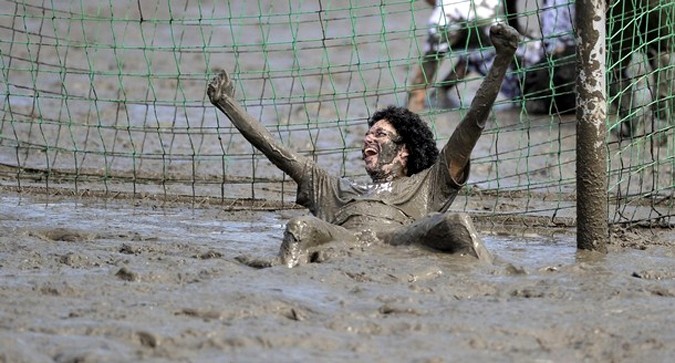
xmin=380 ymin=212 xmax=493 ymax=263
xmin=280 ymin=215 xmax=356 ymax=268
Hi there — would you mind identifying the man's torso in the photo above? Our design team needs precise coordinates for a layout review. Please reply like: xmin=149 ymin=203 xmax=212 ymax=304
xmin=296 ymin=157 xmax=466 ymax=232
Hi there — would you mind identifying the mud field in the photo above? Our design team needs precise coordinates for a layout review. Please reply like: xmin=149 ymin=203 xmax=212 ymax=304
xmin=2 ymin=0 xmax=675 ymax=362
xmin=0 ymin=190 xmax=674 ymax=362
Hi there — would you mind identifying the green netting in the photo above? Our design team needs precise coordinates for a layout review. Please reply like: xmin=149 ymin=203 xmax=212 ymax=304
xmin=0 ymin=0 xmax=673 ymax=226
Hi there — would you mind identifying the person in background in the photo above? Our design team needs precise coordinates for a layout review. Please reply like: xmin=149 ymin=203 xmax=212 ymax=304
xmin=409 ymin=0 xmax=578 ymax=115
xmin=407 ymin=0 xmax=521 ymax=112
xmin=607 ymin=0 xmax=673 ymax=144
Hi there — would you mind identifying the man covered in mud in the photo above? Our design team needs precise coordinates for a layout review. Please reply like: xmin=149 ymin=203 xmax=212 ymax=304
xmin=208 ymin=23 xmax=519 ymax=268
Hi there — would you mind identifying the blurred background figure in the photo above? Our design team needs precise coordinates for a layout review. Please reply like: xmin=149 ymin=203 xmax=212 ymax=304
xmin=608 ymin=0 xmax=673 ymax=144
xmin=406 ymin=0 xmax=521 ymax=112
xmin=407 ymin=0 xmax=578 ymax=115
xmin=520 ymin=0 xmax=577 ymax=114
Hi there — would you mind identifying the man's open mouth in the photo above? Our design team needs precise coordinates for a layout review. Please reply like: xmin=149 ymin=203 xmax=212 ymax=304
xmin=363 ymin=147 xmax=378 ymax=161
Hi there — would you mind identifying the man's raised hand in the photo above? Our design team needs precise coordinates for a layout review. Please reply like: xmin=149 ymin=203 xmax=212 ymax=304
xmin=489 ymin=23 xmax=519 ymax=56
xmin=207 ymin=70 xmax=236 ymax=106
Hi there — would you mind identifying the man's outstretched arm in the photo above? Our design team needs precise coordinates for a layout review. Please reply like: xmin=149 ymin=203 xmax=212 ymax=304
xmin=442 ymin=23 xmax=519 ymax=181
xmin=208 ymin=70 xmax=312 ymax=183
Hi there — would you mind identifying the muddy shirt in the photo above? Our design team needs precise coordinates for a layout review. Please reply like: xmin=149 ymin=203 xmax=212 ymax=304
xmin=295 ymin=153 xmax=468 ymax=232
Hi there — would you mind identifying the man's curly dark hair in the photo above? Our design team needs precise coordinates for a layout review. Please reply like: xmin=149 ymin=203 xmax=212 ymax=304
xmin=368 ymin=105 xmax=439 ymax=176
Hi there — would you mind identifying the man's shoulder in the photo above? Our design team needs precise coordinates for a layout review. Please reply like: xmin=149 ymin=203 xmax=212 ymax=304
xmin=411 ymin=158 xmax=466 ymax=188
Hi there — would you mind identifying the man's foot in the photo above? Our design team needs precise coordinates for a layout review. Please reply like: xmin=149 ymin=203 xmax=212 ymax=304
xmin=489 ymin=23 xmax=520 ymax=55
xmin=207 ymin=70 xmax=236 ymax=106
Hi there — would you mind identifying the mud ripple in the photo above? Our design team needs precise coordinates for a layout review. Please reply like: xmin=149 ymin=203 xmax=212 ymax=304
xmin=30 ymin=227 xmax=95 ymax=242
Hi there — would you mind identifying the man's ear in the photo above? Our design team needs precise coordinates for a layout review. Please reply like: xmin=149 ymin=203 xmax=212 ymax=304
xmin=398 ymin=144 xmax=410 ymax=161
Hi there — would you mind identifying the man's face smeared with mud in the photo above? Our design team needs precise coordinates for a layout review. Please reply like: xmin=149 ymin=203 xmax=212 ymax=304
xmin=362 ymin=120 xmax=409 ymax=182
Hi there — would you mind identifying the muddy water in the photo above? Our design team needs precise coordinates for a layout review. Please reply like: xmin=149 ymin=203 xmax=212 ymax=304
xmin=1 ymin=1 xmax=674 ymax=359
xmin=1 ymin=191 xmax=674 ymax=362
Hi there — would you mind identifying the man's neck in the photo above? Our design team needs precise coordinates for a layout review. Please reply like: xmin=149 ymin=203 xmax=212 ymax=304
xmin=370 ymin=173 xmax=403 ymax=184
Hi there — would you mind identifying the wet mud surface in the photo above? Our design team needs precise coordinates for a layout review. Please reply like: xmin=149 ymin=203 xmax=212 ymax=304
xmin=1 ymin=191 xmax=674 ymax=362
xmin=2 ymin=0 xmax=674 ymax=361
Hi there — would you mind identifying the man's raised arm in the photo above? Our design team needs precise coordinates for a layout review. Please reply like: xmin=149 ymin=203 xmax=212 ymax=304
xmin=443 ymin=23 xmax=519 ymax=181
xmin=208 ymin=70 xmax=312 ymax=183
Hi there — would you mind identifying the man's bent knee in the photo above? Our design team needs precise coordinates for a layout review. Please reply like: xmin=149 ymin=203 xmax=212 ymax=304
xmin=427 ymin=213 xmax=492 ymax=262
xmin=444 ymin=213 xmax=493 ymax=262
xmin=381 ymin=212 xmax=493 ymax=263
xmin=279 ymin=216 xmax=350 ymax=268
